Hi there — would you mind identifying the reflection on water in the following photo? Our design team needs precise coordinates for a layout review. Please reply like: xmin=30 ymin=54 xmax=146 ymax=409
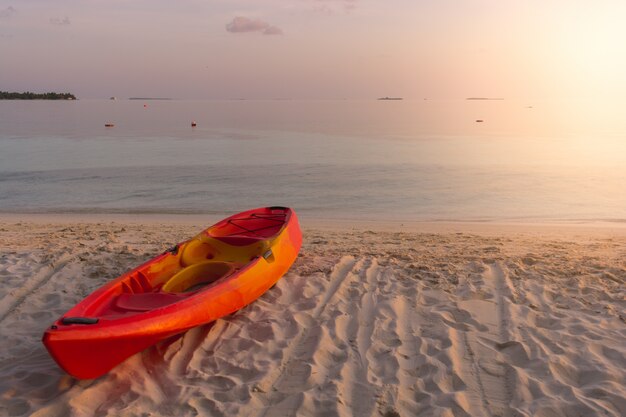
xmin=0 ymin=99 xmax=624 ymax=221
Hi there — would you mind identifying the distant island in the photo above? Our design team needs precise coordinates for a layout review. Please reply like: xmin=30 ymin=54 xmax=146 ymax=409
xmin=378 ymin=97 xmax=403 ymax=101
xmin=465 ymin=97 xmax=504 ymax=100
xmin=0 ymin=91 xmax=76 ymax=100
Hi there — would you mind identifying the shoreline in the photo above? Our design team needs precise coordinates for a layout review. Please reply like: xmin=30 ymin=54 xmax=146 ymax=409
xmin=2 ymin=212 xmax=626 ymax=236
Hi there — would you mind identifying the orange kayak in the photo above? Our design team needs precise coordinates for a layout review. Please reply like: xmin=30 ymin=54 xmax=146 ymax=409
xmin=43 ymin=207 xmax=302 ymax=379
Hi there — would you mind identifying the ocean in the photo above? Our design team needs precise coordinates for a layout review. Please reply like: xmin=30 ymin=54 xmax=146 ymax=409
xmin=1 ymin=99 xmax=625 ymax=222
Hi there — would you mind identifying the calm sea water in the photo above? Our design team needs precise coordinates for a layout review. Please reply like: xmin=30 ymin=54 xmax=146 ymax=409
xmin=0 ymin=99 xmax=625 ymax=222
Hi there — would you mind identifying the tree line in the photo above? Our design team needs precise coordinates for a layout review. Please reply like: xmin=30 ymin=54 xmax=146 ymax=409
xmin=0 ymin=91 xmax=77 ymax=100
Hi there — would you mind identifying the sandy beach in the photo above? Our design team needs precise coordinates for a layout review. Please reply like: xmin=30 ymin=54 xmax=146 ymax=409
xmin=0 ymin=216 xmax=624 ymax=417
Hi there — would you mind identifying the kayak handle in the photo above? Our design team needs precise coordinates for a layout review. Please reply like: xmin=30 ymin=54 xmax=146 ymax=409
xmin=61 ymin=317 xmax=99 ymax=325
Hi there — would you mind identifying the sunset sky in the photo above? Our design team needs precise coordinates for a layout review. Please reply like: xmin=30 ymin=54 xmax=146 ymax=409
xmin=1 ymin=0 xmax=625 ymax=99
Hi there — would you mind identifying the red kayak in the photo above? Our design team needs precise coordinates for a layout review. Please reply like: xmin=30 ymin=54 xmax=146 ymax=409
xmin=43 ymin=207 xmax=302 ymax=379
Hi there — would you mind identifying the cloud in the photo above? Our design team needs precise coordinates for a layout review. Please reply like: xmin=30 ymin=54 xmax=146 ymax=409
xmin=50 ymin=16 xmax=71 ymax=26
xmin=262 ymin=26 xmax=283 ymax=36
xmin=226 ymin=17 xmax=267 ymax=33
xmin=225 ymin=16 xmax=283 ymax=35
xmin=0 ymin=6 xmax=17 ymax=19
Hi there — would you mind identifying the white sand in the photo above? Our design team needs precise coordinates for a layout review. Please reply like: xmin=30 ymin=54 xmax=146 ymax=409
xmin=0 ymin=216 xmax=624 ymax=417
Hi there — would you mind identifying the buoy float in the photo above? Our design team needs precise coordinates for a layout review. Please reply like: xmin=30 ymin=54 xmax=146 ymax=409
xmin=191 ymin=121 xmax=197 ymax=127
xmin=143 ymin=104 xmax=147 ymax=108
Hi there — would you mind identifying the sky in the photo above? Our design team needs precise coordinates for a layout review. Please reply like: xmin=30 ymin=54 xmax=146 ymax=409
xmin=1 ymin=0 xmax=626 ymax=99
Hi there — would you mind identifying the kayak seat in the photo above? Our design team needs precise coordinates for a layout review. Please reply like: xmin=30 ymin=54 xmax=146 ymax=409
xmin=180 ymin=234 xmax=270 ymax=266
xmin=162 ymin=261 xmax=236 ymax=293
xmin=114 ymin=293 xmax=186 ymax=312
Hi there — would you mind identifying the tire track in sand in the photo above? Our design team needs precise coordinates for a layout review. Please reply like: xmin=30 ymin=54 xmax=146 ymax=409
xmin=456 ymin=262 xmax=513 ymax=417
xmin=252 ymin=256 xmax=358 ymax=417
xmin=337 ymin=257 xmax=380 ymax=417
xmin=0 ymin=251 xmax=78 ymax=324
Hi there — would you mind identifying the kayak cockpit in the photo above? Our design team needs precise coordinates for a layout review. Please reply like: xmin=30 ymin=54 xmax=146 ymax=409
xmin=75 ymin=208 xmax=292 ymax=319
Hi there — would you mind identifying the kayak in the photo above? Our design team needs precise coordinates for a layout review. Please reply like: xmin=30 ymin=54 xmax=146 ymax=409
xmin=43 ymin=206 xmax=302 ymax=379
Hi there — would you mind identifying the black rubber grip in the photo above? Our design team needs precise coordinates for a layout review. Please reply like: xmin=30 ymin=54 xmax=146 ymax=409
xmin=61 ymin=317 xmax=99 ymax=325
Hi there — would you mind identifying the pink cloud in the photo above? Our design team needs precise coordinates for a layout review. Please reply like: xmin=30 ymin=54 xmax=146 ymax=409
xmin=50 ymin=16 xmax=71 ymax=26
xmin=262 ymin=26 xmax=283 ymax=36
xmin=0 ymin=6 xmax=17 ymax=19
xmin=226 ymin=17 xmax=283 ymax=35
